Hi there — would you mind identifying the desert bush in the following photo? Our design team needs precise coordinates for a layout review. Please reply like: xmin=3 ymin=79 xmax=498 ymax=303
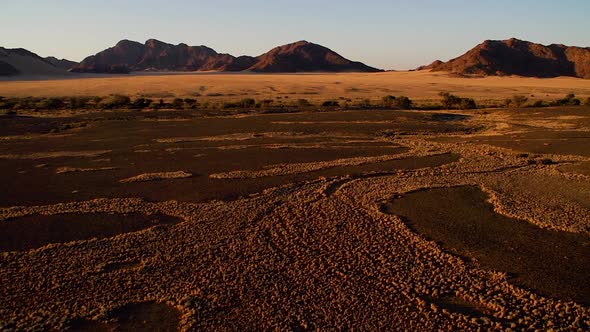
xmin=68 ymin=96 xmax=91 ymax=109
xmin=356 ymin=99 xmax=372 ymax=108
xmin=296 ymin=99 xmax=311 ymax=107
xmin=183 ymin=98 xmax=197 ymax=109
xmin=512 ymin=95 xmax=528 ymax=108
xmin=322 ymin=101 xmax=340 ymax=107
xmin=585 ymin=97 xmax=590 ymax=106
xmin=439 ymin=92 xmax=461 ymax=109
xmin=382 ymin=95 xmax=396 ymax=108
xmin=439 ymin=92 xmax=475 ymax=109
xmin=531 ymin=100 xmax=549 ymax=107
xmin=37 ymin=97 xmax=65 ymax=110
xmin=553 ymin=93 xmax=581 ymax=106
xmin=458 ymin=98 xmax=476 ymax=110
xmin=239 ymin=98 xmax=256 ymax=108
xmin=131 ymin=98 xmax=152 ymax=109
xmin=98 ymin=94 xmax=131 ymax=109
xmin=394 ymin=96 xmax=413 ymax=109
xmin=171 ymin=98 xmax=185 ymax=109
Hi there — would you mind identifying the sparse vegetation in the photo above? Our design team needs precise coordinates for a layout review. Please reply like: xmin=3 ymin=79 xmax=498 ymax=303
xmin=439 ymin=92 xmax=476 ymax=109
xmin=296 ymin=99 xmax=311 ymax=107
xmin=553 ymin=93 xmax=581 ymax=106
xmin=511 ymin=95 xmax=528 ymax=108
xmin=321 ymin=100 xmax=340 ymax=107
xmin=131 ymin=98 xmax=152 ymax=109
xmin=98 ymin=95 xmax=131 ymax=109
xmin=171 ymin=98 xmax=185 ymax=109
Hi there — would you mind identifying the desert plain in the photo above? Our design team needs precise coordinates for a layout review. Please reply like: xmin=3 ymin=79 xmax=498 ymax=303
xmin=0 ymin=71 xmax=590 ymax=331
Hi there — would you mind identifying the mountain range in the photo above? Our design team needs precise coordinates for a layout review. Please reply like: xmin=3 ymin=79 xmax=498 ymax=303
xmin=0 ymin=47 xmax=78 ymax=76
xmin=419 ymin=38 xmax=590 ymax=78
xmin=69 ymin=39 xmax=381 ymax=73
xmin=2 ymin=38 xmax=590 ymax=78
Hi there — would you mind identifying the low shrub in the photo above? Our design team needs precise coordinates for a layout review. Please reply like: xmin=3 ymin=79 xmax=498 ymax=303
xmin=296 ymin=99 xmax=311 ymax=107
xmin=171 ymin=98 xmax=185 ymax=109
xmin=439 ymin=92 xmax=476 ymax=109
xmin=131 ymin=98 xmax=152 ymax=109
xmin=98 ymin=94 xmax=131 ymax=109
xmin=37 ymin=98 xmax=65 ymax=110
xmin=321 ymin=101 xmax=340 ymax=107
xmin=512 ymin=95 xmax=528 ymax=108
xmin=552 ymin=93 xmax=581 ymax=106
xmin=394 ymin=96 xmax=413 ymax=109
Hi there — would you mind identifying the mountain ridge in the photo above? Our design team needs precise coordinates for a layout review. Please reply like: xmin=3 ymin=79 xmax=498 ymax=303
xmin=70 ymin=39 xmax=382 ymax=73
xmin=419 ymin=38 xmax=590 ymax=79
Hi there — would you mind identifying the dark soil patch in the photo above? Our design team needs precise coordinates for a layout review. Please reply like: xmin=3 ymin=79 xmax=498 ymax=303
xmin=0 ymin=213 xmax=181 ymax=252
xmin=68 ymin=301 xmax=180 ymax=332
xmin=381 ymin=186 xmax=590 ymax=304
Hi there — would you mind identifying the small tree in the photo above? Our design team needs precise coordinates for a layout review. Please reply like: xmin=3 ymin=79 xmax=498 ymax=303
xmin=512 ymin=95 xmax=528 ymax=108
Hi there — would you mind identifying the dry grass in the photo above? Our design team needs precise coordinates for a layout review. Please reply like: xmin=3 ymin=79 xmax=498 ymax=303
xmin=1 ymin=71 xmax=590 ymax=104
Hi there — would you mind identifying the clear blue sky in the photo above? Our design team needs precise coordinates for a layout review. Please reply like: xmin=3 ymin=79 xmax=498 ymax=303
xmin=1 ymin=0 xmax=589 ymax=70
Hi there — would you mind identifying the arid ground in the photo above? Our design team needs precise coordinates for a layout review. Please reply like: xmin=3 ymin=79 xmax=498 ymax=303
xmin=1 ymin=73 xmax=590 ymax=331
xmin=2 ymin=71 xmax=590 ymax=105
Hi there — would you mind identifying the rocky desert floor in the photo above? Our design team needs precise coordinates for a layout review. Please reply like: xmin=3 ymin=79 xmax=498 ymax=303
xmin=0 ymin=106 xmax=589 ymax=331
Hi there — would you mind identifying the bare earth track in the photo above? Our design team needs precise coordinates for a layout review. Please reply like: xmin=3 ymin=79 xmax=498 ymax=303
xmin=0 ymin=103 xmax=590 ymax=330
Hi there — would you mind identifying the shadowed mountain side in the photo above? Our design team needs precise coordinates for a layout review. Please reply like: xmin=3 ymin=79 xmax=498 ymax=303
xmin=70 ymin=39 xmax=381 ymax=73
xmin=0 ymin=47 xmax=76 ymax=76
xmin=44 ymin=56 xmax=78 ymax=70
xmin=419 ymin=38 xmax=590 ymax=79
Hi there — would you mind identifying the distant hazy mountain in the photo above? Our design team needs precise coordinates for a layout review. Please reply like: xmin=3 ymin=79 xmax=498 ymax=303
xmin=0 ymin=47 xmax=76 ymax=76
xmin=419 ymin=38 xmax=590 ymax=79
xmin=70 ymin=39 xmax=381 ymax=73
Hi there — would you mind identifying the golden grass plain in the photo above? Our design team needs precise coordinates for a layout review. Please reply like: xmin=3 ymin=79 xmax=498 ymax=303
xmin=2 ymin=71 xmax=590 ymax=104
